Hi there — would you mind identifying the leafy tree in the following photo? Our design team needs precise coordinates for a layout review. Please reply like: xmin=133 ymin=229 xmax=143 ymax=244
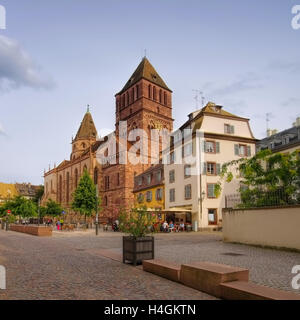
xmin=0 ymin=196 xmax=37 ymax=218
xmin=72 ymin=169 xmax=98 ymax=223
xmin=33 ymin=185 xmax=44 ymax=205
xmin=216 ymin=149 xmax=300 ymax=207
xmin=45 ymin=199 xmax=63 ymax=217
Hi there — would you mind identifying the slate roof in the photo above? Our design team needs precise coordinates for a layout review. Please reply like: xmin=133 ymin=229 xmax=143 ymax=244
xmin=75 ymin=111 xmax=98 ymax=140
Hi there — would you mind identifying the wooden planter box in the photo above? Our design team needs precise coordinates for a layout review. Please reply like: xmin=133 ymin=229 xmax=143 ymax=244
xmin=123 ymin=236 xmax=154 ymax=266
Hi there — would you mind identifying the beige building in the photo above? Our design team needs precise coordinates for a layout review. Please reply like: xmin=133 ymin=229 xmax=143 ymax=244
xmin=164 ymin=102 xmax=257 ymax=230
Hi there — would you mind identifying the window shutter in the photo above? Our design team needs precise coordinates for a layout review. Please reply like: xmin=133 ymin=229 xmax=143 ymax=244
xmin=216 ymin=142 xmax=220 ymax=153
xmin=247 ymin=146 xmax=251 ymax=156
xmin=230 ymin=126 xmax=235 ymax=134
xmin=202 ymin=141 xmax=206 ymax=152
xmin=234 ymin=144 xmax=239 ymax=156
xmin=216 ymin=163 xmax=221 ymax=175
xmin=203 ymin=162 xmax=207 ymax=174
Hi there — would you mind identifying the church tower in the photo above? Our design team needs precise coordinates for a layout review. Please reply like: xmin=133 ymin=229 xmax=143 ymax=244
xmin=71 ymin=107 xmax=98 ymax=161
xmin=101 ymin=58 xmax=173 ymax=219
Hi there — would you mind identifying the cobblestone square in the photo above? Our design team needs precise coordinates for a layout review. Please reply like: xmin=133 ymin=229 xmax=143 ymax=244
xmin=0 ymin=229 xmax=299 ymax=300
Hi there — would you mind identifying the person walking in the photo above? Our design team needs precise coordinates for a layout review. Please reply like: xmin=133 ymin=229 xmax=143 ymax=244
xmin=56 ymin=220 xmax=61 ymax=231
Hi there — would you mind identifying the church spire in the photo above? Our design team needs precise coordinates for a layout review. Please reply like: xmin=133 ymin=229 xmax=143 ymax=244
xmin=74 ymin=109 xmax=97 ymax=141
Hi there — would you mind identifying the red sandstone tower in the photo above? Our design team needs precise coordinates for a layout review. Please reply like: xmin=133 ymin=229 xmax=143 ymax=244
xmin=101 ymin=57 xmax=173 ymax=219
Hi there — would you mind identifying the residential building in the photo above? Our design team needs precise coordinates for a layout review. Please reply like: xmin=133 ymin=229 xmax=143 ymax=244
xmin=164 ymin=102 xmax=257 ymax=230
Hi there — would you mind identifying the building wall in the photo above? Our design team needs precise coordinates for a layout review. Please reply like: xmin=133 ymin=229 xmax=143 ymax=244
xmin=222 ymin=206 xmax=300 ymax=251
xmin=164 ymin=114 xmax=256 ymax=230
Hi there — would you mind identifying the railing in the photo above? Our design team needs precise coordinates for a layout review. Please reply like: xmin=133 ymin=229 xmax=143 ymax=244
xmin=225 ymin=189 xmax=300 ymax=209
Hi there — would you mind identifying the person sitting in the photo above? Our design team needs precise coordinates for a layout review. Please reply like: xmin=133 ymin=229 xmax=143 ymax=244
xmin=179 ymin=220 xmax=185 ymax=231
xmin=169 ymin=221 xmax=175 ymax=232
xmin=162 ymin=221 xmax=169 ymax=232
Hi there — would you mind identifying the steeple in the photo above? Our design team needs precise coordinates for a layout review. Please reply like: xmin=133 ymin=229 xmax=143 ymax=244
xmin=117 ymin=57 xmax=171 ymax=95
xmin=75 ymin=107 xmax=97 ymax=140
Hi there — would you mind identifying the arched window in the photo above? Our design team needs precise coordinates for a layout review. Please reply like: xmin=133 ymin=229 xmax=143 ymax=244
xmin=59 ymin=175 xmax=62 ymax=203
xmin=94 ymin=167 xmax=98 ymax=185
xmin=66 ymin=172 xmax=70 ymax=203
xmin=164 ymin=92 xmax=167 ymax=105
xmin=104 ymin=196 xmax=108 ymax=206
xmin=136 ymin=85 xmax=139 ymax=98
xmin=82 ymin=142 xmax=86 ymax=149
xmin=122 ymin=94 xmax=125 ymax=107
xmin=83 ymin=165 xmax=87 ymax=173
xmin=126 ymin=91 xmax=129 ymax=106
xmin=153 ymin=86 xmax=157 ymax=101
xmin=148 ymin=85 xmax=152 ymax=99
xmin=74 ymin=168 xmax=78 ymax=187
xmin=159 ymin=89 xmax=162 ymax=103
xmin=132 ymin=87 xmax=135 ymax=103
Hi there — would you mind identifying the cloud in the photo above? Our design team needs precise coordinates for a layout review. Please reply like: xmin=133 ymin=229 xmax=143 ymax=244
xmin=0 ymin=35 xmax=54 ymax=92
xmin=0 ymin=123 xmax=6 ymax=136
xmin=281 ymin=97 xmax=300 ymax=107
xmin=268 ymin=60 xmax=300 ymax=74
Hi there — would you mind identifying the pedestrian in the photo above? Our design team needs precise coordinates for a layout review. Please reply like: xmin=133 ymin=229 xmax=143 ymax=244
xmin=60 ymin=219 xmax=64 ymax=231
xmin=56 ymin=220 xmax=61 ymax=231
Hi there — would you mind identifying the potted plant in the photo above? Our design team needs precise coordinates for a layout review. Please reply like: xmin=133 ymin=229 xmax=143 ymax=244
xmin=119 ymin=206 xmax=157 ymax=266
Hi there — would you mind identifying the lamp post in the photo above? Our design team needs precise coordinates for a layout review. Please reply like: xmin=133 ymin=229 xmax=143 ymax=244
xmin=38 ymin=198 xmax=41 ymax=226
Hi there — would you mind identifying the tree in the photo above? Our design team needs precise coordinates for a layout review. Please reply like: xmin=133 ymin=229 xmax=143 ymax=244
xmin=72 ymin=169 xmax=98 ymax=223
xmin=33 ymin=185 xmax=44 ymax=205
xmin=216 ymin=149 xmax=300 ymax=207
xmin=0 ymin=196 xmax=37 ymax=218
xmin=45 ymin=199 xmax=63 ymax=217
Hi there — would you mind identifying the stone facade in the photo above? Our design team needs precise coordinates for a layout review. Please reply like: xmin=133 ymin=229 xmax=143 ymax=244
xmin=42 ymin=58 xmax=173 ymax=222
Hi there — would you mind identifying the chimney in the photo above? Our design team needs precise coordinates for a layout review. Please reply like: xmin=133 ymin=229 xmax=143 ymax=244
xmin=267 ymin=129 xmax=278 ymax=137
xmin=293 ymin=117 xmax=300 ymax=127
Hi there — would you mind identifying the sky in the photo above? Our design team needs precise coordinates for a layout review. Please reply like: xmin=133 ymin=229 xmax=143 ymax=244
xmin=0 ymin=0 xmax=300 ymax=184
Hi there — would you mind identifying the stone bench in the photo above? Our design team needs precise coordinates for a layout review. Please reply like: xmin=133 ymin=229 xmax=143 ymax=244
xmin=220 ymin=281 xmax=300 ymax=300
xmin=143 ymin=259 xmax=181 ymax=282
xmin=180 ymin=261 xmax=249 ymax=298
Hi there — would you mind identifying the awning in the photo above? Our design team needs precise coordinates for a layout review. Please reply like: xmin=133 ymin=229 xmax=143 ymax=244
xmin=162 ymin=208 xmax=192 ymax=213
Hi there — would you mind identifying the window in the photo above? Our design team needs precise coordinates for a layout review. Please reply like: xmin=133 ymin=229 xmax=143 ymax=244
xmin=136 ymin=85 xmax=139 ymax=98
xmin=146 ymin=191 xmax=152 ymax=202
xmin=208 ymin=209 xmax=217 ymax=225
xmin=74 ymin=169 xmax=78 ymax=187
xmin=94 ymin=168 xmax=98 ymax=185
xmin=184 ymin=184 xmax=192 ymax=200
xmin=138 ymin=193 xmax=144 ymax=203
xmin=169 ymin=188 xmax=175 ymax=202
xmin=169 ymin=170 xmax=175 ymax=183
xmin=66 ymin=172 xmax=70 ymax=203
xmin=156 ymin=170 xmax=162 ymax=182
xmin=117 ymin=173 xmax=120 ymax=186
xmin=224 ymin=124 xmax=235 ymax=134
xmin=207 ymin=162 xmax=216 ymax=175
xmin=234 ymin=144 xmax=251 ymax=157
xmin=169 ymin=151 xmax=175 ymax=164
xmin=207 ymin=184 xmax=217 ymax=198
xmin=148 ymin=85 xmax=152 ymax=99
xmin=183 ymin=143 xmax=193 ymax=157
xmin=153 ymin=86 xmax=157 ymax=100
xmin=138 ymin=177 xmax=142 ymax=186
xmin=105 ymin=176 xmax=110 ymax=190
xmin=164 ymin=92 xmax=167 ymax=105
xmin=156 ymin=188 xmax=163 ymax=201
xmin=147 ymin=174 xmax=151 ymax=185
xmin=205 ymin=141 xmax=215 ymax=153
xmin=104 ymin=196 xmax=108 ymax=206
xmin=159 ymin=89 xmax=162 ymax=103
xmin=184 ymin=165 xmax=191 ymax=178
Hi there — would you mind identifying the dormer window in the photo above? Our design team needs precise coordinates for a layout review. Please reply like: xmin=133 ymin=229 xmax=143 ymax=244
xmin=224 ymin=124 xmax=235 ymax=134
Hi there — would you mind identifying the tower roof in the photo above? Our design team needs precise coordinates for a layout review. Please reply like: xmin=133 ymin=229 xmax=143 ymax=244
xmin=75 ymin=110 xmax=97 ymax=140
xmin=117 ymin=57 xmax=171 ymax=95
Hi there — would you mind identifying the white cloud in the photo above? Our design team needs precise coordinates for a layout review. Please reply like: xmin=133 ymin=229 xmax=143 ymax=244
xmin=0 ymin=35 xmax=54 ymax=92
xmin=0 ymin=123 xmax=6 ymax=135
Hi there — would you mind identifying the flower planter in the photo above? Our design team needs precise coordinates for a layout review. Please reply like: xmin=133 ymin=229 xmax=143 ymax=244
xmin=123 ymin=236 xmax=154 ymax=266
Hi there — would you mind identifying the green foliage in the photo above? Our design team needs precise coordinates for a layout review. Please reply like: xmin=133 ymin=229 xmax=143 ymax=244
xmin=72 ymin=169 xmax=98 ymax=220
xmin=119 ymin=206 xmax=157 ymax=239
xmin=45 ymin=199 xmax=63 ymax=217
xmin=0 ymin=196 xmax=37 ymax=218
xmin=218 ymin=149 xmax=300 ymax=207
xmin=33 ymin=185 xmax=44 ymax=204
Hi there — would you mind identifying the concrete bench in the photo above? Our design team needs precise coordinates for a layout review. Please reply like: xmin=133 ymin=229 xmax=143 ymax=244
xmin=220 ymin=281 xmax=300 ymax=300
xmin=180 ymin=261 xmax=249 ymax=297
xmin=143 ymin=259 xmax=181 ymax=282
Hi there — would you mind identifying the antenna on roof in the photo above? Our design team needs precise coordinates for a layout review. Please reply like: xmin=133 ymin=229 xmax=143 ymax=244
xmin=87 ymin=104 xmax=90 ymax=113
xmin=192 ymin=90 xmax=205 ymax=110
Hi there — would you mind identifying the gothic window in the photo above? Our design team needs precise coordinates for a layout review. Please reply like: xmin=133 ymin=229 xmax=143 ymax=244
xmin=153 ymin=86 xmax=157 ymax=101
xmin=74 ymin=168 xmax=78 ymax=187
xmin=94 ymin=167 xmax=98 ymax=185
xmin=132 ymin=87 xmax=135 ymax=103
xmin=66 ymin=172 xmax=70 ymax=203
xmin=148 ymin=85 xmax=152 ymax=99
xmin=59 ymin=175 xmax=62 ymax=203
xmin=104 ymin=196 xmax=108 ymax=206
xmin=159 ymin=89 xmax=162 ymax=103
xmin=83 ymin=165 xmax=87 ymax=173
xmin=126 ymin=91 xmax=129 ymax=106
xmin=164 ymin=92 xmax=167 ymax=105
xmin=136 ymin=84 xmax=139 ymax=98
xmin=82 ymin=142 xmax=86 ymax=149
xmin=122 ymin=94 xmax=125 ymax=107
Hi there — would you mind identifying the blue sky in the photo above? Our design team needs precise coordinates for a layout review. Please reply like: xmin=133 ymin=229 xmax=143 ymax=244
xmin=0 ymin=0 xmax=299 ymax=184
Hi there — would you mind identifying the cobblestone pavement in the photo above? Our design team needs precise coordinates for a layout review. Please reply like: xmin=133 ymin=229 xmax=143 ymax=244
xmin=0 ymin=229 xmax=299 ymax=299
xmin=0 ymin=230 xmax=215 ymax=300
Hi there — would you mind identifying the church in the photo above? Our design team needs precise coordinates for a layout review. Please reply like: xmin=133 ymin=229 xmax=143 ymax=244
xmin=42 ymin=58 xmax=173 ymax=222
